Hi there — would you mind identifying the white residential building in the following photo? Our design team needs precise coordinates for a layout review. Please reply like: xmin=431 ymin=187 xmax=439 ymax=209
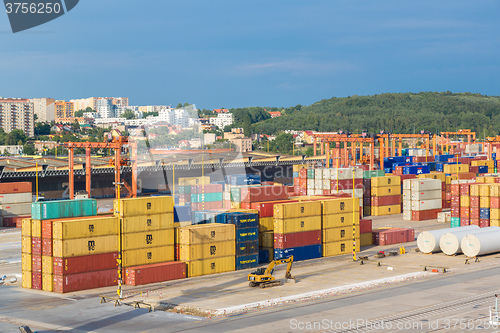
xmin=96 ymin=99 xmax=115 ymax=119
xmin=209 ymin=113 xmax=233 ymax=129
xmin=30 ymin=98 xmax=55 ymax=122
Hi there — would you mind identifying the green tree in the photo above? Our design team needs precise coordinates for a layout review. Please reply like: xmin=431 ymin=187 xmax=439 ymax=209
xmin=6 ymin=129 xmax=27 ymax=145
xmin=122 ymin=109 xmax=136 ymax=119
xmin=273 ymin=133 xmax=294 ymax=154
xmin=23 ymin=143 xmax=36 ymax=155
xmin=35 ymin=123 xmax=51 ymax=136
xmin=72 ymin=120 xmax=80 ymax=132
xmin=176 ymin=103 xmax=183 ymax=108
xmin=74 ymin=110 xmax=84 ymax=117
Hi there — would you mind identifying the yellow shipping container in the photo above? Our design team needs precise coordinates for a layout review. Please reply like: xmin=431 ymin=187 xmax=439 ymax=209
xmin=371 ymin=176 xmax=401 ymax=187
xmin=370 ymin=186 xmax=401 ymax=197
xmin=490 ymin=209 xmax=500 ymax=220
xmin=122 ymin=229 xmax=174 ymax=251
xmin=460 ymin=196 xmax=470 ymax=207
xmin=122 ymin=214 xmax=174 ymax=233
xmin=274 ymin=216 xmax=322 ymax=234
xmin=273 ymin=201 xmax=322 ymax=219
xmin=177 ymin=224 xmax=235 ymax=245
xmin=490 ymin=184 xmax=500 ymax=197
xmin=293 ymin=164 xmax=307 ymax=172
xmin=360 ymin=232 xmax=373 ymax=246
xmin=445 ymin=175 xmax=458 ymax=185
xmin=179 ymin=241 xmax=235 ymax=261
xmin=22 ymin=253 xmax=31 ymax=271
xmin=122 ymin=245 xmax=174 ymax=267
xmin=52 ymin=216 xmax=119 ymax=240
xmin=371 ymin=205 xmax=400 ymax=216
xmin=321 ymin=198 xmax=359 ymax=215
xmin=173 ymin=221 xmax=192 ymax=228
xmin=259 ymin=217 xmax=273 ymax=232
xmin=114 ymin=196 xmax=174 ymax=217
xmin=53 ymin=235 xmax=118 ymax=258
xmin=21 ymin=236 xmax=31 ymax=254
xmin=322 ymin=239 xmax=360 ymax=257
xmin=31 ymin=219 xmax=42 ymax=238
xmin=186 ymin=256 xmax=235 ymax=277
xmin=480 ymin=184 xmax=491 ymax=197
xmin=259 ymin=231 xmax=274 ymax=248
xmin=42 ymin=273 xmax=53 ymax=292
xmin=417 ymin=173 xmax=446 ymax=182
xmin=483 ymin=176 xmax=498 ymax=183
xmin=444 ymin=164 xmax=470 ymax=174
xmin=480 ymin=196 xmax=490 ymax=208
xmin=475 ymin=177 xmax=486 ymax=183
xmin=22 ymin=270 xmax=31 ymax=289
xmin=322 ymin=213 xmax=359 ymax=229
xmin=471 ymin=160 xmax=494 ymax=168
xmin=42 ymin=255 xmax=53 ymax=274
xmin=470 ymin=184 xmax=480 ymax=197
xmin=323 ymin=226 xmax=359 ymax=243
xmin=178 ymin=176 xmax=210 ymax=186
xmin=490 ymin=219 xmax=500 ymax=227
xmin=21 ymin=218 xmax=31 ymax=236
xmin=231 ymin=202 xmax=241 ymax=209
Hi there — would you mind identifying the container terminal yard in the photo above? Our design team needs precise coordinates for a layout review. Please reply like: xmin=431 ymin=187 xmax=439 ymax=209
xmin=3 ymin=131 xmax=500 ymax=332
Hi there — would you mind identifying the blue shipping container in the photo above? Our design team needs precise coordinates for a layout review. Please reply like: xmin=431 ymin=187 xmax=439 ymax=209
xmin=258 ymin=249 xmax=270 ymax=264
xmin=435 ymin=154 xmax=454 ymax=162
xmin=478 ymin=165 xmax=488 ymax=174
xmin=31 ymin=199 xmax=97 ymax=220
xmin=480 ymin=208 xmax=490 ymax=219
xmin=236 ymin=240 xmax=259 ymax=256
xmin=274 ymin=244 xmax=322 ymax=262
xmin=229 ymin=212 xmax=259 ymax=229
xmin=174 ymin=205 xmax=192 ymax=222
xmin=403 ymin=165 xmax=430 ymax=175
xmin=236 ymin=227 xmax=258 ymax=243
xmin=235 ymin=253 xmax=259 ymax=270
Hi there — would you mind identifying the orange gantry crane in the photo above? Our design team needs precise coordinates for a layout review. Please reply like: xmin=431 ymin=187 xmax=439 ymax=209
xmin=64 ymin=135 xmax=137 ymax=199
xmin=440 ymin=129 xmax=476 ymax=154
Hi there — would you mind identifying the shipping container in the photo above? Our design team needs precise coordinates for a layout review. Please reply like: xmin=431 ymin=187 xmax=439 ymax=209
xmin=240 ymin=186 xmax=288 ymax=203
xmin=322 ymin=213 xmax=358 ymax=229
xmin=371 ymin=205 xmax=401 ymax=216
xmin=42 ymin=273 xmax=53 ymax=292
xmin=259 ymin=231 xmax=274 ymax=248
xmin=177 ymin=224 xmax=235 ymax=245
xmin=21 ymin=236 xmax=31 ymax=254
xmin=274 ymin=244 xmax=322 ymax=261
xmin=53 ymin=252 xmax=118 ymax=275
xmin=114 ymin=196 xmax=174 ymax=217
xmin=122 ymin=214 xmax=173 ymax=233
xmin=273 ymin=201 xmax=322 ymax=219
xmin=122 ymin=245 xmax=174 ymax=267
xmin=321 ymin=198 xmax=358 ymax=215
xmin=274 ymin=216 xmax=322 ymax=234
xmin=179 ymin=241 xmax=235 ymax=261
xmin=236 ymin=240 xmax=259 ymax=256
xmin=371 ymin=186 xmax=400 ymax=197
xmin=53 ymin=269 xmax=118 ymax=293
xmin=274 ymin=230 xmax=321 ymax=249
xmin=412 ymin=209 xmax=442 ymax=221
xmin=0 ymin=192 xmax=31 ymax=205
xmin=322 ymin=227 xmax=357 ymax=243
xmin=359 ymin=219 xmax=372 ymax=234
xmin=22 ymin=270 xmax=31 ymax=289
xmin=42 ymin=238 xmax=52 ymax=256
xmin=322 ymin=240 xmax=360 ymax=256
xmin=32 ymin=254 xmax=41 ymax=272
xmin=21 ymin=253 xmax=31 ymax=271
xmin=371 ymin=176 xmax=401 ymax=187
xmin=32 ymin=199 xmax=97 ymax=220
xmin=53 ymin=235 xmax=118 ymax=258
xmin=31 ymin=219 xmax=42 ymax=238
xmin=186 ymin=256 xmax=235 ymax=277
xmin=32 ymin=272 xmax=42 ymax=290
xmin=0 ymin=182 xmax=31 ymax=194
xmin=52 ymin=216 xmax=118 ymax=240
xmin=235 ymin=254 xmax=259 ymax=270
xmin=235 ymin=227 xmax=258 ymax=243
xmin=42 ymin=255 xmax=53 ymax=275
xmin=21 ymin=218 xmax=31 ymax=236
xmin=122 ymin=229 xmax=174 ymax=251
xmin=360 ymin=233 xmax=373 ymax=246
xmin=124 ymin=261 xmax=186 ymax=286
xmin=249 ymin=200 xmax=298 ymax=217
xmin=371 ymin=195 xmax=401 ymax=206
xmin=31 ymin=237 xmax=41 ymax=255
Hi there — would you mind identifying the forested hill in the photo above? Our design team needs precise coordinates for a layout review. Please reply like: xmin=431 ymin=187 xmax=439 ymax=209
xmin=250 ymin=92 xmax=500 ymax=136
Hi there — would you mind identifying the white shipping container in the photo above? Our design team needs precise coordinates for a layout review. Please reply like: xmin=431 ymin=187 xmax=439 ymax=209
xmin=0 ymin=192 xmax=32 ymax=205
xmin=0 ymin=203 xmax=32 ymax=216
xmin=322 ymin=168 xmax=331 ymax=180
xmin=403 ymin=200 xmax=411 ymax=211
xmin=403 ymin=179 xmax=412 ymax=191
xmin=323 ymin=180 xmax=331 ymax=190
xmin=223 ymin=192 xmax=231 ymax=201
xmin=314 ymin=169 xmax=323 ymax=180
xmin=437 ymin=211 xmax=451 ymax=223
xmin=410 ymin=179 xmax=441 ymax=192
xmin=307 ymin=180 xmax=315 ymax=189
xmin=332 ymin=168 xmax=352 ymax=180
xmin=411 ymin=199 xmax=442 ymax=211
xmin=403 ymin=210 xmax=412 ymax=221
xmin=411 ymin=190 xmax=442 ymax=201
xmin=403 ymin=190 xmax=411 ymax=200
xmin=314 ymin=179 xmax=323 ymax=189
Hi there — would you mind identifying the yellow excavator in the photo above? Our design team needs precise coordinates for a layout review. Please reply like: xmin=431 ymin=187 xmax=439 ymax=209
xmin=248 ymin=256 xmax=295 ymax=288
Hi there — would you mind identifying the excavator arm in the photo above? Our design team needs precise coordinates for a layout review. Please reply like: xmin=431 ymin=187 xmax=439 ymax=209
xmin=248 ymin=256 xmax=294 ymax=288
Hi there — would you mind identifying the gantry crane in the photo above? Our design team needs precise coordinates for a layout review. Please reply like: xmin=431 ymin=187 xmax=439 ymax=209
xmin=440 ymin=129 xmax=476 ymax=154
xmin=64 ymin=135 xmax=137 ymax=199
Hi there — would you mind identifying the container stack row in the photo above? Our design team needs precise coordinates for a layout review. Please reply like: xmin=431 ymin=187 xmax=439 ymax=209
xmin=371 ymin=176 xmax=401 ymax=216
xmin=0 ymin=182 xmax=32 ymax=227
xmin=321 ymin=198 xmax=360 ymax=257
xmin=402 ymin=179 xmax=442 ymax=221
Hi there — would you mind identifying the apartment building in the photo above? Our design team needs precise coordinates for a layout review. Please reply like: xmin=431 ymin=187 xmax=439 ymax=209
xmin=0 ymin=98 xmax=35 ymax=137
xmin=54 ymin=101 xmax=75 ymax=118
xmin=30 ymin=98 xmax=55 ymax=122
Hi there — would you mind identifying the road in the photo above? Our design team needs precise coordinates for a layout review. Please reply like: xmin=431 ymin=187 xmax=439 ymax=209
xmin=1 ymin=265 xmax=500 ymax=332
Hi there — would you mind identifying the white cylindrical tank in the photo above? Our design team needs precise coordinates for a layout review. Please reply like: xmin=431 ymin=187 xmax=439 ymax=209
xmin=417 ymin=225 xmax=480 ymax=254
xmin=461 ymin=229 xmax=500 ymax=257
xmin=439 ymin=226 xmax=498 ymax=255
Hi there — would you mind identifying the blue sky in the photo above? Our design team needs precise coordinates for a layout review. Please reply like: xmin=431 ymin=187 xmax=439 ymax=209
xmin=1 ymin=1 xmax=499 ymax=109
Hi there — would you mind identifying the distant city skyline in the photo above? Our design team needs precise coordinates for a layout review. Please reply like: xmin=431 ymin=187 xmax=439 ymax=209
xmin=1 ymin=1 xmax=499 ymax=109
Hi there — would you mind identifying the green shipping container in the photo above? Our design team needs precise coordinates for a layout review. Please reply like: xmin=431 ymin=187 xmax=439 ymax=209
xmin=307 ymin=169 xmax=315 ymax=179
xmin=230 ymin=188 xmax=241 ymax=203
xmin=191 ymin=192 xmax=223 ymax=203
xmin=363 ymin=170 xmax=386 ymax=179
xmin=31 ymin=199 xmax=97 ymax=220
xmin=450 ymin=217 xmax=461 ymax=228
xmin=178 ymin=186 xmax=192 ymax=194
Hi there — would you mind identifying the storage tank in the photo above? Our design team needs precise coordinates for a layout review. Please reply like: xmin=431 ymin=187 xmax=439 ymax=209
xmin=439 ymin=227 xmax=498 ymax=256
xmin=417 ymin=225 xmax=479 ymax=254
xmin=461 ymin=229 xmax=500 ymax=257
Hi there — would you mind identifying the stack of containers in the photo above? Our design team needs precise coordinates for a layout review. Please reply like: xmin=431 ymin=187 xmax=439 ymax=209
xmin=403 ymin=179 xmax=442 ymax=221
xmin=450 ymin=181 xmax=461 ymax=227
xmin=177 ymin=176 xmax=210 ymax=206
xmin=229 ymin=211 xmax=259 ymax=270
xmin=0 ymin=182 xmax=32 ymax=227
xmin=417 ymin=173 xmax=448 ymax=208
xmin=359 ymin=218 xmax=373 ymax=246
xmin=293 ymin=164 xmax=308 ymax=196
xmin=471 ymin=159 xmax=495 ymax=173
xmin=490 ymin=184 xmax=500 ymax=227
xmin=273 ymin=201 xmax=322 ymax=261
xmin=173 ymin=205 xmax=192 ymax=228
xmin=177 ymin=223 xmax=235 ymax=277
xmin=361 ymin=170 xmax=385 ymax=217
xmin=190 ymin=184 xmax=223 ymax=211
xmin=371 ymin=176 xmax=401 ymax=216
xmin=322 ymin=198 xmax=360 ymax=256
xmin=178 ymin=185 xmax=192 ymax=206
xmin=21 ymin=218 xmax=32 ymax=289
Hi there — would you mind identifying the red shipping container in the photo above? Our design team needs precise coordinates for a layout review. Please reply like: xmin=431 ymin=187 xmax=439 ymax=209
xmin=495 ymin=178 xmax=500 ymax=184
xmin=446 ymin=184 xmax=452 ymax=192
xmin=394 ymin=166 xmax=404 ymax=175
xmin=357 ymin=165 xmax=370 ymax=171
xmin=451 ymin=184 xmax=460 ymax=196
xmin=299 ymin=169 xmax=308 ymax=179
xmin=411 ymin=208 xmax=442 ymax=221
xmin=363 ymin=179 xmax=371 ymax=190
xmin=41 ymin=238 xmax=52 ymax=256
xmin=491 ymin=197 xmax=500 ymax=209
xmin=371 ymin=195 xmax=401 ymax=207
xmin=442 ymin=199 xmax=451 ymax=209
xmin=479 ymin=219 xmax=490 ymax=228
xmin=363 ymin=197 xmax=371 ymax=206
xmin=470 ymin=166 xmax=479 ymax=174
xmin=261 ymin=181 xmax=274 ymax=186
xmin=53 ymin=252 xmax=119 ymax=275
xmin=41 ymin=220 xmax=53 ymax=239
xmin=451 ymin=195 xmax=460 ymax=207
xmin=247 ymin=200 xmax=298 ymax=218
xmin=470 ymin=196 xmax=479 ymax=207
xmin=191 ymin=201 xmax=223 ymax=211
xmin=473 ymin=156 xmax=488 ymax=160
xmin=461 ymin=218 xmax=470 ymax=226
xmin=174 ymin=244 xmax=180 ymax=261
xmin=359 ymin=219 xmax=372 ymax=234
xmin=460 ymin=207 xmax=470 ymax=218
xmin=191 ymin=184 xmax=223 ymax=194
xmin=470 ymin=207 xmax=480 ymax=219
xmin=451 ymin=206 xmax=460 ymax=217
xmin=124 ymin=262 xmax=186 ymax=286
xmin=372 ymin=228 xmax=414 ymax=246
xmin=322 ymin=190 xmax=330 ymax=195
xmin=178 ymin=194 xmax=191 ymax=202
xmin=32 ymin=272 xmax=42 ymax=290
xmin=459 ymin=184 xmax=471 ymax=195
xmin=274 ymin=230 xmax=321 ymax=249
xmin=0 ymin=182 xmax=31 ymax=194
xmin=445 ymin=192 xmax=452 ymax=200
xmin=240 ymin=186 xmax=288 ymax=203
xmin=32 ymin=254 xmax=42 ymax=272
xmin=399 ymin=174 xmax=417 ymax=182
xmin=53 ymin=269 xmax=118 ymax=293
xmin=458 ymin=173 xmax=476 ymax=180
xmin=470 ymin=219 xmax=479 ymax=226
xmin=31 ymin=237 xmax=41 ymax=255
xmin=2 ymin=215 xmax=30 ymax=228
xmin=331 ymin=179 xmax=363 ymax=191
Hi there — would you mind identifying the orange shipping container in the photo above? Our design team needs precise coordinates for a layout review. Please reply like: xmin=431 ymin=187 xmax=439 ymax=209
xmin=0 ymin=182 xmax=31 ymax=194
